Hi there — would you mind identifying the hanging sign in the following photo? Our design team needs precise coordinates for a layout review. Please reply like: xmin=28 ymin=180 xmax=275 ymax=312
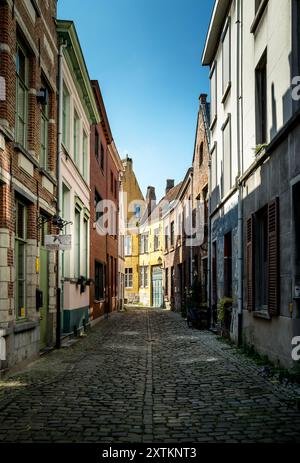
xmin=45 ymin=235 xmax=72 ymax=251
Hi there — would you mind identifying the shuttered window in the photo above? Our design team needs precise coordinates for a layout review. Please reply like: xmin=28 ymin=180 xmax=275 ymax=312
xmin=246 ymin=216 xmax=254 ymax=312
xmin=268 ymin=198 xmax=280 ymax=315
xmin=246 ymin=198 xmax=280 ymax=315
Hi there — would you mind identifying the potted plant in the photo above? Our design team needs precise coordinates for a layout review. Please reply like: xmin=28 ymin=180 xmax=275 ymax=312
xmin=217 ymin=297 xmax=233 ymax=338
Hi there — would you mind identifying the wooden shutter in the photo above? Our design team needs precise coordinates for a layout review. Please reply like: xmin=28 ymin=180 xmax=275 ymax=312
xmin=268 ymin=197 xmax=280 ymax=315
xmin=246 ymin=216 xmax=254 ymax=311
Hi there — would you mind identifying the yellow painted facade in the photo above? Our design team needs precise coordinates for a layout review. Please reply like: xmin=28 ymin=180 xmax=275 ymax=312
xmin=122 ymin=156 xmax=145 ymax=304
xmin=138 ymin=218 xmax=164 ymax=307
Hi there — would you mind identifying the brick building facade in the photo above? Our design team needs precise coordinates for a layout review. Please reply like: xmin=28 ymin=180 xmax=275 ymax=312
xmin=0 ymin=0 xmax=58 ymax=372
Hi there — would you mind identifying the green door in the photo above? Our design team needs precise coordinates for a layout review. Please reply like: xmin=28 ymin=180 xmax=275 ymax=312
xmin=40 ymin=246 xmax=49 ymax=349
xmin=152 ymin=266 xmax=163 ymax=308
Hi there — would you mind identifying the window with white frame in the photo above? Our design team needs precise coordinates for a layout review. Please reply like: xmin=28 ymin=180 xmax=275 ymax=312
xmin=125 ymin=268 xmax=133 ymax=288
xmin=82 ymin=216 xmax=88 ymax=277
xmin=62 ymin=85 xmax=70 ymax=148
xmin=73 ymin=110 xmax=80 ymax=166
xmin=222 ymin=116 xmax=232 ymax=196
xmin=16 ymin=42 xmax=29 ymax=148
xmin=74 ymin=207 xmax=81 ymax=277
xmin=125 ymin=235 xmax=132 ymax=256
xmin=82 ymin=130 xmax=88 ymax=180
xmin=222 ymin=18 xmax=231 ymax=97
xmin=139 ymin=266 xmax=148 ymax=288
xmin=210 ymin=62 xmax=217 ymax=125
xmin=40 ymin=80 xmax=50 ymax=170
xmin=140 ymin=233 xmax=149 ymax=254
xmin=154 ymin=228 xmax=160 ymax=251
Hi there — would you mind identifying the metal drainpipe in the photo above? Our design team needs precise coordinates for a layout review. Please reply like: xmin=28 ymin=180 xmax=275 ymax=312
xmin=208 ymin=156 xmax=212 ymax=328
xmin=56 ymin=40 xmax=67 ymax=349
xmin=190 ymin=171 xmax=194 ymax=289
xmin=236 ymin=0 xmax=244 ymax=346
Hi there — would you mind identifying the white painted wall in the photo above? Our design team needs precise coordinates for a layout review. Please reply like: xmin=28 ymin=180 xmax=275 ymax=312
xmin=61 ymin=57 xmax=91 ymax=310
xmin=243 ymin=0 xmax=292 ymax=171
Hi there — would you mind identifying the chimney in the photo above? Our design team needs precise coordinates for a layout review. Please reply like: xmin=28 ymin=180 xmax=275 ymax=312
xmin=146 ymin=186 xmax=156 ymax=217
xmin=166 ymin=179 xmax=175 ymax=195
xmin=199 ymin=93 xmax=207 ymax=106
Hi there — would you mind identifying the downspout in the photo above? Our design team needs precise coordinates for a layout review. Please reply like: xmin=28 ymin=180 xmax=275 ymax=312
xmin=208 ymin=155 xmax=212 ymax=327
xmin=56 ymin=40 xmax=67 ymax=348
xmin=190 ymin=171 xmax=194 ymax=288
xmin=236 ymin=0 xmax=244 ymax=345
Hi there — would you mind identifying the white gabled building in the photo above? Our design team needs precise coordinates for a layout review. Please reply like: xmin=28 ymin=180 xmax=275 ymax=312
xmin=203 ymin=0 xmax=300 ymax=367
xmin=57 ymin=20 xmax=100 ymax=336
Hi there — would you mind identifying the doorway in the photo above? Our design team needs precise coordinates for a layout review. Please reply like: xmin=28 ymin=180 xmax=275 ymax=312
xmin=152 ymin=266 xmax=163 ymax=308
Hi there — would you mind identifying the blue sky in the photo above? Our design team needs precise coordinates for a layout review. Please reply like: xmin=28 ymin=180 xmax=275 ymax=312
xmin=58 ymin=0 xmax=214 ymax=200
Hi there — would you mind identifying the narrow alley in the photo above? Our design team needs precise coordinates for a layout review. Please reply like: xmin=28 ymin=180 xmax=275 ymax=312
xmin=0 ymin=309 xmax=299 ymax=444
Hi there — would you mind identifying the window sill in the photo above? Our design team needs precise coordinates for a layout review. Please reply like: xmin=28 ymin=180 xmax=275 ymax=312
xmin=39 ymin=168 xmax=57 ymax=185
xmin=209 ymin=115 xmax=217 ymax=131
xmin=14 ymin=143 xmax=39 ymax=168
xmin=14 ymin=320 xmax=39 ymax=334
xmin=253 ymin=310 xmax=271 ymax=320
xmin=94 ymin=299 xmax=105 ymax=303
xmin=250 ymin=0 xmax=269 ymax=34
xmin=221 ymin=82 xmax=231 ymax=104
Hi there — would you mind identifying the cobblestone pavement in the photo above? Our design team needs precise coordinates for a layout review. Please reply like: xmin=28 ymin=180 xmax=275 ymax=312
xmin=0 ymin=309 xmax=300 ymax=443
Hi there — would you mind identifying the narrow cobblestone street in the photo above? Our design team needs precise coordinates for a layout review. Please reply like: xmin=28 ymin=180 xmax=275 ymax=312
xmin=0 ymin=309 xmax=299 ymax=443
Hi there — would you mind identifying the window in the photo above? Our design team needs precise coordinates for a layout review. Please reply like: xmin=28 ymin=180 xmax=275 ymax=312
xmin=171 ymin=266 xmax=175 ymax=297
xmin=199 ymin=142 xmax=204 ymax=166
xmin=222 ymin=19 xmax=231 ymax=97
xmin=210 ymin=62 xmax=217 ymax=125
xmin=15 ymin=200 xmax=27 ymax=318
xmin=62 ymin=85 xmax=70 ymax=148
xmin=224 ymin=232 xmax=232 ymax=298
xmin=82 ymin=217 xmax=88 ymax=277
xmin=73 ymin=110 xmax=80 ymax=165
xmin=139 ymin=266 xmax=148 ymax=288
xmin=140 ymin=233 xmax=149 ymax=254
xmin=115 ymin=179 xmax=118 ymax=199
xmin=94 ymin=190 xmax=103 ymax=222
xmin=135 ymin=205 xmax=141 ymax=219
xmin=165 ymin=226 xmax=169 ymax=250
xmin=16 ymin=42 xmax=29 ymax=148
xmin=170 ymin=221 xmax=175 ymax=247
xmin=222 ymin=116 xmax=231 ymax=196
xmin=125 ymin=268 xmax=133 ymax=288
xmin=165 ymin=268 xmax=169 ymax=296
xmin=111 ymin=171 xmax=114 ymax=193
xmin=211 ymin=144 xmax=217 ymax=191
xmin=40 ymin=81 xmax=50 ymax=170
xmin=255 ymin=50 xmax=267 ymax=145
xmin=154 ymin=228 xmax=160 ymax=251
xmin=255 ymin=207 xmax=268 ymax=310
xmin=95 ymin=261 xmax=104 ymax=300
xmin=74 ymin=208 xmax=80 ymax=277
xmin=95 ymin=128 xmax=99 ymax=160
xmin=100 ymin=142 xmax=104 ymax=170
xmin=82 ymin=131 xmax=88 ymax=180
xmin=125 ymin=235 xmax=132 ymax=256
xmin=247 ymin=199 xmax=280 ymax=314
